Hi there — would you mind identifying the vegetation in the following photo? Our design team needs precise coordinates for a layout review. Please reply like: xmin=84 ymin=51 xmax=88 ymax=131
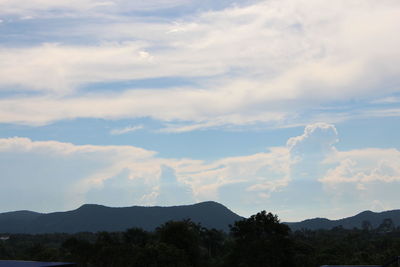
xmin=1 ymin=211 xmax=400 ymax=267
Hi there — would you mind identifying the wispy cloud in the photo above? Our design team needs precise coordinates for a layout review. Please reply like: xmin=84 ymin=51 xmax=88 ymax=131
xmin=371 ymin=96 xmax=400 ymax=104
xmin=110 ymin=125 xmax=143 ymax=135
xmin=0 ymin=0 xmax=191 ymax=17
xmin=0 ymin=0 xmax=400 ymax=131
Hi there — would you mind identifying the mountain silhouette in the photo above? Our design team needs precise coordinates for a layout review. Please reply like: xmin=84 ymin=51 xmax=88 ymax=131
xmin=286 ymin=209 xmax=400 ymax=231
xmin=0 ymin=201 xmax=243 ymax=234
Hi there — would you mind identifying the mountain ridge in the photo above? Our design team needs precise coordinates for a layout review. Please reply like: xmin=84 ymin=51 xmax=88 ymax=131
xmin=286 ymin=209 xmax=400 ymax=231
xmin=3 ymin=203 xmax=400 ymax=233
xmin=0 ymin=201 xmax=243 ymax=234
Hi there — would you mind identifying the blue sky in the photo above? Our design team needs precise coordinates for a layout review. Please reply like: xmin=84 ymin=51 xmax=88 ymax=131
xmin=1 ymin=0 xmax=400 ymax=221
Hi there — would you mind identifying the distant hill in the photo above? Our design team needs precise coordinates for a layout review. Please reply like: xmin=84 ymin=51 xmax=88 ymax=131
xmin=0 ymin=201 xmax=243 ymax=234
xmin=286 ymin=209 xmax=400 ymax=231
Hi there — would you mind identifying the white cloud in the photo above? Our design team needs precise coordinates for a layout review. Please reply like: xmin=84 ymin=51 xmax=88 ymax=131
xmin=0 ymin=87 xmax=291 ymax=126
xmin=279 ymin=123 xmax=400 ymax=220
xmin=0 ymin=0 xmax=191 ymax=17
xmin=156 ymin=165 xmax=194 ymax=206
xmin=314 ymin=148 xmax=400 ymax=218
xmin=1 ymin=122 xmax=400 ymax=220
xmin=0 ymin=43 xmax=152 ymax=93
xmin=110 ymin=125 xmax=143 ymax=135
xmin=320 ymin=148 xmax=400 ymax=184
xmin=0 ymin=136 xmax=154 ymax=157
xmin=0 ymin=136 xmax=291 ymax=214
xmin=0 ymin=137 xmax=172 ymax=211
xmin=0 ymin=0 xmax=259 ymax=17
xmin=1 ymin=0 xmax=400 ymax=128
xmin=362 ymin=108 xmax=400 ymax=118
xmin=287 ymin=123 xmax=338 ymax=155
xmin=371 ymin=96 xmax=400 ymax=104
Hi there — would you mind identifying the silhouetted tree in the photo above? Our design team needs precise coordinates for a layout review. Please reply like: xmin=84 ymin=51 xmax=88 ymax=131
xmin=226 ymin=210 xmax=295 ymax=267
xmin=157 ymin=219 xmax=202 ymax=267
xmin=200 ymin=227 xmax=225 ymax=258
xmin=123 ymin=227 xmax=150 ymax=247
xmin=62 ymin=237 xmax=93 ymax=265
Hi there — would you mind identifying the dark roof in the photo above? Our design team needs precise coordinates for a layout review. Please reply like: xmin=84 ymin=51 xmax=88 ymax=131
xmin=0 ymin=261 xmax=76 ymax=267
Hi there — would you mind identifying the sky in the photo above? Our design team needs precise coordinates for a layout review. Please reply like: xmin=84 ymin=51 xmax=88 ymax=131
xmin=0 ymin=0 xmax=400 ymax=222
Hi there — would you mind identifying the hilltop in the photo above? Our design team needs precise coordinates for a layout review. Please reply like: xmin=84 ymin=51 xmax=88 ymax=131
xmin=0 ymin=201 xmax=243 ymax=234
xmin=286 ymin=209 xmax=400 ymax=231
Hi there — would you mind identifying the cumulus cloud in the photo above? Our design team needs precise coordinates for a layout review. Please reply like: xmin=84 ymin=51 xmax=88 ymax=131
xmin=321 ymin=148 xmax=400 ymax=184
xmin=1 ymin=122 xmax=400 ymax=219
xmin=0 ymin=137 xmax=170 ymax=211
xmin=276 ymin=123 xmax=400 ymax=220
xmin=0 ymin=136 xmax=290 ymax=213
xmin=288 ymin=123 xmax=338 ymax=158
xmin=85 ymin=169 xmax=153 ymax=207
xmin=284 ymin=123 xmax=339 ymax=187
xmin=313 ymin=148 xmax=400 ymax=218
xmin=156 ymin=165 xmax=194 ymax=206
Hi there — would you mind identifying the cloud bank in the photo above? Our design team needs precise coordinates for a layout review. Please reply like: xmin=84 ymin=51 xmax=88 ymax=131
xmin=0 ymin=0 xmax=399 ymax=129
xmin=1 ymin=123 xmax=399 ymax=220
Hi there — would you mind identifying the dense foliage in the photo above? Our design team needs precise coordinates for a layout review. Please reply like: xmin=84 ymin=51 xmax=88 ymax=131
xmin=0 ymin=211 xmax=399 ymax=267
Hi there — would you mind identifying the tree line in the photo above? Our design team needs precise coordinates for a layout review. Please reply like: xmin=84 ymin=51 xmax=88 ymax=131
xmin=1 ymin=211 xmax=400 ymax=267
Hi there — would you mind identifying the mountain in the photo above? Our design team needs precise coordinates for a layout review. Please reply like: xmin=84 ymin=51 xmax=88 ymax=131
xmin=286 ymin=209 xmax=400 ymax=231
xmin=0 ymin=201 xmax=243 ymax=234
